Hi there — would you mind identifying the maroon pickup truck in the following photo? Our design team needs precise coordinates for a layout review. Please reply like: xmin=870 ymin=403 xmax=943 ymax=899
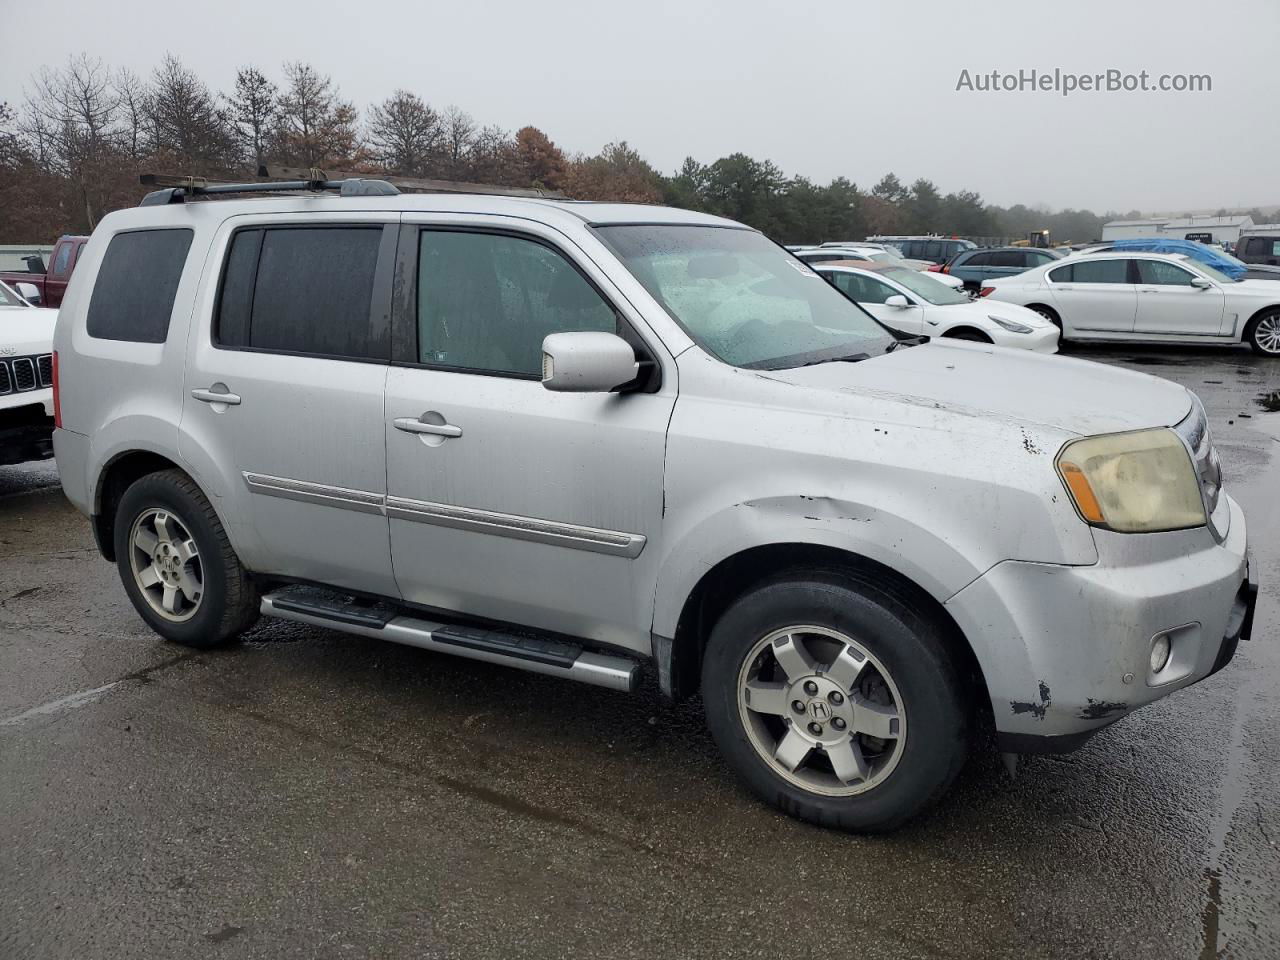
xmin=0 ymin=235 xmax=89 ymax=308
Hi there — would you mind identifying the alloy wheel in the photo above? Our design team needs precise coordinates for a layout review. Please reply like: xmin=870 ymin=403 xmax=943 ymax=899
xmin=737 ymin=625 xmax=906 ymax=796
xmin=1254 ymin=314 xmax=1280 ymax=355
xmin=128 ymin=508 xmax=204 ymax=622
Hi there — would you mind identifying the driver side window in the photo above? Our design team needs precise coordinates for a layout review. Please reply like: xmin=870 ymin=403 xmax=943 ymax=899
xmin=416 ymin=230 xmax=617 ymax=377
xmin=833 ymin=272 xmax=896 ymax=304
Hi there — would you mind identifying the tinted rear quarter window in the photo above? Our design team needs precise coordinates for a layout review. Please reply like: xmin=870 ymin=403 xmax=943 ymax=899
xmin=87 ymin=229 xmax=194 ymax=343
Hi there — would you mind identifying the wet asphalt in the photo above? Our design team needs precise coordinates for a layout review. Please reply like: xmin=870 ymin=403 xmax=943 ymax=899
xmin=1 ymin=345 xmax=1278 ymax=960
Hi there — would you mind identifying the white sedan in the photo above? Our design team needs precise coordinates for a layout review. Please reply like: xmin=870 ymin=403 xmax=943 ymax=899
xmin=981 ymin=251 xmax=1280 ymax=356
xmin=796 ymin=247 xmax=969 ymax=290
xmin=815 ymin=262 xmax=1060 ymax=352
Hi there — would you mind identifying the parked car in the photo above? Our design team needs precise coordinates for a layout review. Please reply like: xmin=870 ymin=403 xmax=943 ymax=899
xmin=54 ymin=179 xmax=1255 ymax=832
xmin=1085 ymin=237 xmax=1280 ymax=282
xmin=0 ymin=280 xmax=58 ymax=465
xmin=939 ymin=246 xmax=1063 ymax=290
xmin=982 ymin=251 xmax=1280 ymax=355
xmin=796 ymin=246 xmax=968 ymax=290
xmin=0 ymin=234 xmax=89 ymax=308
xmin=815 ymin=261 xmax=1058 ymax=352
xmin=866 ymin=236 xmax=977 ymax=265
xmin=1237 ymin=232 xmax=1280 ymax=267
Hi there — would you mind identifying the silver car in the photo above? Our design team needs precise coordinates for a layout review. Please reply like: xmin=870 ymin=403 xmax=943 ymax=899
xmin=51 ymin=178 xmax=1257 ymax=831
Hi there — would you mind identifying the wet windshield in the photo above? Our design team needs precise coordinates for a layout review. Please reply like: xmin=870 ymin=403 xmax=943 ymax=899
xmin=596 ymin=225 xmax=895 ymax=369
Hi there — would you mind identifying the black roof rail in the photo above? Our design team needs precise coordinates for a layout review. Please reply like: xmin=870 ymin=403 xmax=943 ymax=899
xmin=260 ymin=165 xmax=569 ymax=200
xmin=139 ymin=172 xmax=399 ymax=206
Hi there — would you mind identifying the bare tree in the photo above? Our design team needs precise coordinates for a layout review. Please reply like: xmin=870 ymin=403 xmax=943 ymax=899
xmin=20 ymin=54 xmax=124 ymax=228
xmin=367 ymin=89 xmax=439 ymax=176
xmin=275 ymin=61 xmax=359 ymax=169
xmin=226 ymin=66 xmax=277 ymax=171
xmin=439 ymin=105 xmax=476 ymax=179
xmin=114 ymin=68 xmax=148 ymax=164
xmin=146 ymin=54 xmax=237 ymax=171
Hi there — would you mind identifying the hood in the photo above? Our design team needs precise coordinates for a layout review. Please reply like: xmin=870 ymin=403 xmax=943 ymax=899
xmin=0 ymin=306 xmax=58 ymax=356
xmin=1229 ymin=277 xmax=1280 ymax=295
xmin=769 ymin=341 xmax=1192 ymax=437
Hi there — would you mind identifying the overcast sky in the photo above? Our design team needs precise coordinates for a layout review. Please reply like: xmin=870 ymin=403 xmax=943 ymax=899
xmin=3 ymin=0 xmax=1275 ymax=214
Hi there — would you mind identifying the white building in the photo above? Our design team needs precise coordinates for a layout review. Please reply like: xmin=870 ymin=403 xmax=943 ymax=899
xmin=1101 ymin=215 xmax=1254 ymax=246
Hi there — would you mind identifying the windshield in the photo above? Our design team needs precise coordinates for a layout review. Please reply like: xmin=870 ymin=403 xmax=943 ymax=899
xmin=596 ymin=225 xmax=896 ymax=369
xmin=0 ymin=281 xmax=28 ymax=308
xmin=878 ymin=267 xmax=970 ymax=305
xmin=1189 ymin=259 xmax=1239 ymax=284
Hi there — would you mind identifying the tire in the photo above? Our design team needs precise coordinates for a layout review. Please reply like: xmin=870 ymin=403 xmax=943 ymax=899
xmin=1027 ymin=304 xmax=1062 ymax=332
xmin=1244 ymin=310 xmax=1280 ymax=356
xmin=701 ymin=570 xmax=969 ymax=832
xmin=113 ymin=468 xmax=259 ymax=648
xmin=942 ymin=327 xmax=992 ymax=343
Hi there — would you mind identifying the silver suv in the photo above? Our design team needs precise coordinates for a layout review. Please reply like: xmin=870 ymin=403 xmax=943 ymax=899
xmin=52 ymin=178 xmax=1257 ymax=831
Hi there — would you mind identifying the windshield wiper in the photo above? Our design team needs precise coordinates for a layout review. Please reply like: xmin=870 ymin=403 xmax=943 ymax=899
xmin=793 ymin=351 xmax=871 ymax=368
xmin=884 ymin=335 xmax=930 ymax=353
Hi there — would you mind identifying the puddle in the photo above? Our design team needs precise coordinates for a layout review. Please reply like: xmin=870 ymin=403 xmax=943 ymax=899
xmin=1256 ymin=390 xmax=1280 ymax=413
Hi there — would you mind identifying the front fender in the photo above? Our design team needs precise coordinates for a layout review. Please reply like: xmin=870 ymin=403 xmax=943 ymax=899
xmin=651 ymin=495 xmax=982 ymax=640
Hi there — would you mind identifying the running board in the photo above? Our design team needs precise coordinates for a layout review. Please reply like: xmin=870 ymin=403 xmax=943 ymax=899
xmin=259 ymin=586 xmax=640 ymax=693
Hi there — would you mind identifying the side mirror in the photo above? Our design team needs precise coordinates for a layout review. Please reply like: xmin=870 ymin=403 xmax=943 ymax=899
xmin=885 ymin=294 xmax=911 ymax=309
xmin=541 ymin=331 xmax=639 ymax=393
xmin=1190 ymin=277 xmax=1213 ymax=290
xmin=15 ymin=282 xmax=41 ymax=304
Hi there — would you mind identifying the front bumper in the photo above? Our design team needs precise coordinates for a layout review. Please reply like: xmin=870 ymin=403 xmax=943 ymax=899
xmin=945 ymin=494 xmax=1254 ymax=752
xmin=0 ymin=401 xmax=54 ymax=466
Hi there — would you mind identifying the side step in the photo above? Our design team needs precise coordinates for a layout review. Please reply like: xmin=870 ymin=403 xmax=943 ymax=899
xmin=259 ymin=586 xmax=640 ymax=693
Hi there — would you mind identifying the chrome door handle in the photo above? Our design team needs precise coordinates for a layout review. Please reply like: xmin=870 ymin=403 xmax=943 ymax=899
xmin=394 ymin=417 xmax=462 ymax=438
xmin=192 ymin=387 xmax=241 ymax=405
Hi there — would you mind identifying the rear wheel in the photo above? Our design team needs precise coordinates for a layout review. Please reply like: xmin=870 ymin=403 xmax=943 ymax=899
xmin=701 ymin=571 xmax=969 ymax=832
xmin=114 ymin=469 xmax=259 ymax=648
xmin=1245 ymin=310 xmax=1280 ymax=356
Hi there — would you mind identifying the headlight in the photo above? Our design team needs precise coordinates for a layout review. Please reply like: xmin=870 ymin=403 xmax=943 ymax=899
xmin=990 ymin=316 xmax=1033 ymax=334
xmin=1056 ymin=429 xmax=1206 ymax=533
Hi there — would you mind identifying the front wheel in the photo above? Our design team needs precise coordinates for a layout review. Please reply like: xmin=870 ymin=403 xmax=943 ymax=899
xmin=1245 ymin=311 xmax=1280 ymax=356
xmin=701 ymin=572 xmax=969 ymax=832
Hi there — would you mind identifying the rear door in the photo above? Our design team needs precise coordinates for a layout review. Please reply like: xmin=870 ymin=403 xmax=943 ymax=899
xmin=1046 ymin=258 xmax=1137 ymax=334
xmin=383 ymin=217 xmax=675 ymax=651
xmin=1133 ymin=258 xmax=1225 ymax=336
xmin=179 ymin=214 xmax=399 ymax=596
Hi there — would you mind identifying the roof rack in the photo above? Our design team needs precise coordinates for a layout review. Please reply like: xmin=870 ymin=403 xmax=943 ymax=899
xmin=260 ymin=165 xmax=569 ymax=200
xmin=138 ymin=166 xmax=570 ymax=207
xmin=139 ymin=172 xmax=399 ymax=206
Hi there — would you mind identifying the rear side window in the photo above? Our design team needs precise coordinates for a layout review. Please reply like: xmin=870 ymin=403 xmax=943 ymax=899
xmin=1049 ymin=259 xmax=1130 ymax=284
xmin=87 ymin=229 xmax=194 ymax=343
xmin=216 ymin=226 xmax=383 ymax=359
xmin=989 ymin=251 xmax=1024 ymax=267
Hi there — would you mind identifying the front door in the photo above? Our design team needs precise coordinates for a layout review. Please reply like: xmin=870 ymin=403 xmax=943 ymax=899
xmin=180 ymin=215 xmax=399 ymax=597
xmin=1133 ymin=258 xmax=1226 ymax=336
xmin=1046 ymin=258 xmax=1137 ymax=334
xmin=827 ymin=271 xmax=925 ymax=335
xmin=384 ymin=219 xmax=675 ymax=653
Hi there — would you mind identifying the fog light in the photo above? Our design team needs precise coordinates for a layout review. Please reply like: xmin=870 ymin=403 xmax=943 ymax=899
xmin=1150 ymin=635 xmax=1172 ymax=673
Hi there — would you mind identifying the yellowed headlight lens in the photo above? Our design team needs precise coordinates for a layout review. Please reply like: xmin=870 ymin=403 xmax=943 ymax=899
xmin=1056 ymin=429 xmax=1206 ymax=533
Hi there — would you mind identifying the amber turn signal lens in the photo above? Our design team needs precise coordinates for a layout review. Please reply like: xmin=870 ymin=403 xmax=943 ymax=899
xmin=1059 ymin=461 xmax=1104 ymax=523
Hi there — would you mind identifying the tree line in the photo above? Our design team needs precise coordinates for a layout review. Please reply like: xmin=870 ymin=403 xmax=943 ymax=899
xmin=0 ymin=53 xmax=1211 ymax=247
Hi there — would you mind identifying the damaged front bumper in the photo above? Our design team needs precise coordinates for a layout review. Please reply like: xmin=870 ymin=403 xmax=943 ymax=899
xmin=945 ymin=494 xmax=1254 ymax=753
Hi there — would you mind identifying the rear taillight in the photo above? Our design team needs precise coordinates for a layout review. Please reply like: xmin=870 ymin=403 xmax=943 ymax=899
xmin=52 ymin=351 xmax=61 ymax=428
xmin=940 ymin=263 xmax=950 ymax=273
xmin=978 ymin=287 xmax=996 ymax=298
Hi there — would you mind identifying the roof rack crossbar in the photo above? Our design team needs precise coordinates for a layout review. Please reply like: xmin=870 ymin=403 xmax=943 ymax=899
xmin=138 ymin=173 xmax=400 ymax=206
